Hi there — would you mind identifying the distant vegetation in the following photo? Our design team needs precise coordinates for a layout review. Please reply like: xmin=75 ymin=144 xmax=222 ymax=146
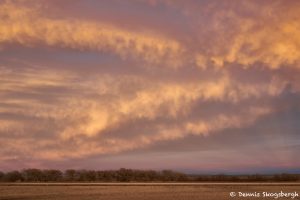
xmin=0 ymin=168 xmax=299 ymax=182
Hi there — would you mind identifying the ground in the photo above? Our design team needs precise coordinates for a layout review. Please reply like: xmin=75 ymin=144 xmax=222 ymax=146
xmin=0 ymin=183 xmax=299 ymax=200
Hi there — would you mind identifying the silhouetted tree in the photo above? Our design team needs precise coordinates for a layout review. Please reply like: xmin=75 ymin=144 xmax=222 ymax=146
xmin=246 ymin=174 xmax=264 ymax=182
xmin=3 ymin=171 xmax=23 ymax=182
xmin=117 ymin=168 xmax=132 ymax=182
xmin=85 ymin=170 xmax=97 ymax=182
xmin=96 ymin=170 xmax=115 ymax=182
xmin=0 ymin=171 xmax=4 ymax=182
xmin=64 ymin=169 xmax=77 ymax=181
xmin=0 ymin=169 xmax=299 ymax=182
xmin=21 ymin=169 xmax=44 ymax=182
xmin=274 ymin=173 xmax=299 ymax=181
xmin=42 ymin=169 xmax=63 ymax=182
xmin=76 ymin=170 xmax=90 ymax=181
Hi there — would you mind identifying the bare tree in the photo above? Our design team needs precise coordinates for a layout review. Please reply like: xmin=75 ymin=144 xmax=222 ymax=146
xmin=3 ymin=171 xmax=23 ymax=182
xmin=43 ymin=169 xmax=63 ymax=182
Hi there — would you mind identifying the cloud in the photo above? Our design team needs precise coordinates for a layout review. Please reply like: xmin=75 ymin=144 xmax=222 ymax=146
xmin=0 ymin=0 xmax=299 ymax=170
xmin=1 ymin=0 xmax=300 ymax=70
xmin=144 ymin=0 xmax=300 ymax=69
xmin=0 ymin=65 xmax=289 ymax=161
xmin=0 ymin=1 xmax=183 ymax=67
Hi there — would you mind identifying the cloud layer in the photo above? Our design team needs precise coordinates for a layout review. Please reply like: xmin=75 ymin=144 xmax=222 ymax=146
xmin=0 ymin=0 xmax=299 ymax=172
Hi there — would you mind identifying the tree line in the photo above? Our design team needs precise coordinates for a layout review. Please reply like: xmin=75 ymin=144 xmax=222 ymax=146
xmin=0 ymin=168 xmax=299 ymax=182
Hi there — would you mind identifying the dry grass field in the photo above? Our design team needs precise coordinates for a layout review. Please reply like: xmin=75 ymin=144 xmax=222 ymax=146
xmin=0 ymin=183 xmax=299 ymax=200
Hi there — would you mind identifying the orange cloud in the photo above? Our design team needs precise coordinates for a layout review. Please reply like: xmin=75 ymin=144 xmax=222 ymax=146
xmin=1 ymin=1 xmax=300 ymax=70
xmin=0 ymin=0 xmax=299 ymax=166
xmin=0 ymin=66 xmax=290 ymax=160
xmin=0 ymin=1 xmax=183 ymax=67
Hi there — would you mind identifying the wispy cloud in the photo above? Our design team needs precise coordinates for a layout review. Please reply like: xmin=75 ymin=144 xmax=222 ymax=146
xmin=0 ymin=0 xmax=299 ymax=172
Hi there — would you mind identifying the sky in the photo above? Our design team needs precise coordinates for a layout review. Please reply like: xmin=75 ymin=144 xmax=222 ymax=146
xmin=0 ymin=0 xmax=300 ymax=174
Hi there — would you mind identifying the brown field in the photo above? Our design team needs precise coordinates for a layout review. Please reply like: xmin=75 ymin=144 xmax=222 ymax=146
xmin=0 ymin=183 xmax=299 ymax=200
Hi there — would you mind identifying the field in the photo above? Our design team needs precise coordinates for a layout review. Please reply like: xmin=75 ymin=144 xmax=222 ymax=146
xmin=0 ymin=183 xmax=300 ymax=200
